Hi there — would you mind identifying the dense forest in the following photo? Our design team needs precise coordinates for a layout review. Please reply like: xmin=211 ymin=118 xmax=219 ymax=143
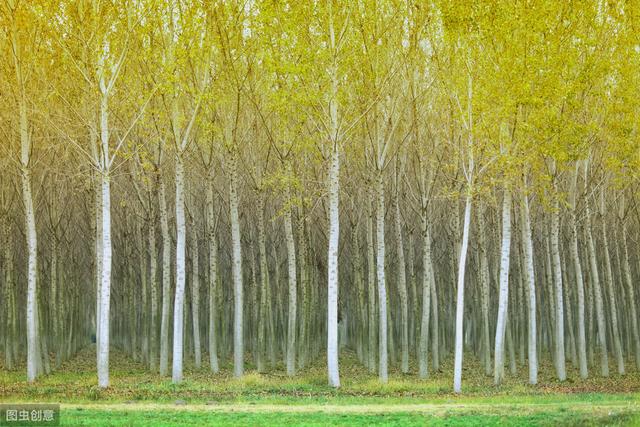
xmin=1 ymin=0 xmax=640 ymax=396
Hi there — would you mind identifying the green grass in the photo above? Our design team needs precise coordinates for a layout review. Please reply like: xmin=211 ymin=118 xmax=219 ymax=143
xmin=2 ymin=347 xmax=640 ymax=425
xmin=58 ymin=408 xmax=640 ymax=426
xmin=2 ymin=346 xmax=640 ymax=405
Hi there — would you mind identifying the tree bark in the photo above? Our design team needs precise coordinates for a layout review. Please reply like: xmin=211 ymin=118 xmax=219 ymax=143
xmin=284 ymin=176 xmax=298 ymax=376
xmin=206 ymin=176 xmax=219 ymax=373
xmin=520 ymin=190 xmax=538 ymax=384
xmin=229 ymin=149 xmax=244 ymax=378
xmin=375 ymin=172 xmax=388 ymax=383
xmin=477 ymin=203 xmax=492 ymax=376
xmin=327 ymin=145 xmax=341 ymax=388
xmin=394 ymin=178 xmax=409 ymax=374
xmin=494 ymin=189 xmax=512 ymax=385
xmin=367 ymin=191 xmax=377 ymax=373
xmin=550 ymin=197 xmax=566 ymax=381
xmin=171 ymin=154 xmax=187 ymax=383
xmin=190 ymin=228 xmax=202 ymax=369
xmin=159 ymin=178 xmax=172 ymax=376
xmin=418 ymin=204 xmax=433 ymax=379
xmin=453 ymin=194 xmax=472 ymax=393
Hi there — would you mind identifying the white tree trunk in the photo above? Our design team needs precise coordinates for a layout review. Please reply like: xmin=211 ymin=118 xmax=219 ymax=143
xmin=494 ymin=189 xmax=512 ymax=385
xmin=96 ymin=85 xmax=113 ymax=388
xmin=13 ymin=27 xmax=39 ymax=384
xmin=453 ymin=194 xmax=472 ymax=393
xmin=569 ymin=168 xmax=588 ymax=379
xmin=51 ymin=238 xmax=61 ymax=368
xmin=172 ymin=155 xmax=187 ymax=384
xmin=394 ymin=185 xmax=409 ymax=374
xmin=206 ymin=176 xmax=219 ymax=373
xmin=327 ymin=146 xmax=341 ymax=388
xmin=229 ymin=149 xmax=244 ymax=378
xmin=148 ymin=219 xmax=158 ymax=372
xmin=159 ymin=178 xmax=172 ymax=376
xmin=550 ymin=198 xmax=566 ymax=381
xmin=22 ymin=164 xmax=38 ymax=383
xmin=256 ymin=195 xmax=269 ymax=371
xmin=97 ymin=172 xmax=112 ymax=388
xmin=190 ymin=229 xmax=202 ymax=369
xmin=284 ymin=182 xmax=298 ymax=376
xmin=601 ymin=212 xmax=624 ymax=375
xmin=477 ymin=203 xmax=491 ymax=376
xmin=366 ymin=192 xmax=377 ymax=373
xmin=520 ymin=190 xmax=537 ymax=384
xmin=375 ymin=173 xmax=388 ymax=383
xmin=418 ymin=205 xmax=432 ymax=379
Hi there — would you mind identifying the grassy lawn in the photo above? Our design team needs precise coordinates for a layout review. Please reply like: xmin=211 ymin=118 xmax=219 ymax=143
xmin=1 ymin=347 xmax=640 ymax=425
xmin=58 ymin=408 xmax=639 ymax=426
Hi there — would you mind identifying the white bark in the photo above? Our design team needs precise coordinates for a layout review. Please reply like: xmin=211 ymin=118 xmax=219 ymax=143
xmin=95 ymin=177 xmax=103 ymax=368
xmin=477 ymin=204 xmax=491 ymax=376
xmin=601 ymin=198 xmax=624 ymax=375
xmin=97 ymin=171 xmax=112 ymax=388
xmin=256 ymin=195 xmax=269 ymax=372
xmin=366 ymin=192 xmax=377 ymax=373
xmin=375 ymin=173 xmax=388 ymax=383
xmin=284 ymin=180 xmax=298 ymax=376
xmin=394 ymin=181 xmax=409 ymax=374
xmin=149 ymin=218 xmax=158 ymax=371
xmin=551 ymin=197 xmax=566 ymax=381
xmin=12 ymin=29 xmax=38 ymax=383
xmin=326 ymin=6 xmax=341 ymax=386
xmin=172 ymin=155 xmax=187 ymax=384
xmin=494 ymin=189 xmax=512 ymax=385
xmin=206 ymin=176 xmax=219 ymax=373
xmin=418 ymin=204 xmax=432 ymax=379
xmin=159 ymin=178 xmax=172 ymax=376
xmin=327 ymin=146 xmax=341 ymax=388
xmin=190 ymin=228 xmax=202 ymax=369
xmin=569 ymin=167 xmax=588 ymax=379
xmin=453 ymin=194 xmax=472 ymax=393
xmin=229 ymin=149 xmax=244 ymax=378
xmin=520 ymin=190 xmax=538 ymax=384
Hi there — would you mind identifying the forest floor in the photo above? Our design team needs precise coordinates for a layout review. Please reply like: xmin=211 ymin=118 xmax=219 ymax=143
xmin=1 ymin=346 xmax=639 ymax=425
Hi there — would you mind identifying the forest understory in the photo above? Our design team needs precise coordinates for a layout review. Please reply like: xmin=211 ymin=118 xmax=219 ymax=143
xmin=2 ymin=346 xmax=640 ymax=402
xmin=3 ymin=347 xmax=640 ymax=426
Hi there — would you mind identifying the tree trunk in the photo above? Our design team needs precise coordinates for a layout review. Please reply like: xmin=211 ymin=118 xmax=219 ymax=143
xmin=394 ymin=179 xmax=409 ymax=374
xmin=148 ymin=218 xmax=158 ymax=372
xmin=206 ymin=176 xmax=219 ymax=373
xmin=172 ymin=154 xmax=187 ymax=384
xmin=520 ymin=190 xmax=538 ymax=384
xmin=620 ymin=219 xmax=640 ymax=370
xmin=159 ymin=178 xmax=172 ymax=376
xmin=569 ymin=168 xmax=588 ymax=379
xmin=453 ymin=194 xmax=472 ymax=393
xmin=550 ymin=198 xmax=566 ymax=381
xmin=375 ymin=172 xmax=388 ymax=383
xmin=256 ymin=195 xmax=268 ymax=372
xmin=229 ymin=149 xmax=244 ymax=378
xmin=284 ymin=178 xmax=298 ymax=376
xmin=190 ymin=229 xmax=202 ymax=369
xmin=601 ymin=208 xmax=624 ymax=375
xmin=477 ymin=203 xmax=492 ymax=376
xmin=418 ymin=204 xmax=433 ymax=379
xmin=367 ymin=191 xmax=377 ymax=373
xmin=494 ymin=189 xmax=512 ymax=385
xmin=327 ymin=145 xmax=341 ymax=388
xmin=97 ymin=171 xmax=112 ymax=388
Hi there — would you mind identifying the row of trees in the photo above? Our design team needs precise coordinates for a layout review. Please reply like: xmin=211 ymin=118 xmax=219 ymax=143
xmin=1 ymin=0 xmax=639 ymax=392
